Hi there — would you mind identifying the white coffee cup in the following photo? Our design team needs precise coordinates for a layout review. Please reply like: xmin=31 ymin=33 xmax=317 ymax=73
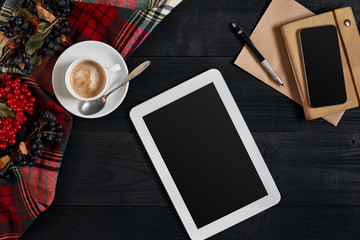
xmin=65 ymin=58 xmax=121 ymax=101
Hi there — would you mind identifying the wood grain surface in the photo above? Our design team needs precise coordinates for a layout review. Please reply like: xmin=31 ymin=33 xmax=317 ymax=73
xmin=22 ymin=0 xmax=360 ymax=239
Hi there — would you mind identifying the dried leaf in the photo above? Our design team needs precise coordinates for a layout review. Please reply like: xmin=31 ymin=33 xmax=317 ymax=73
xmin=0 ymin=32 xmax=9 ymax=49
xmin=8 ymin=42 xmax=17 ymax=49
xmin=25 ymin=32 xmax=45 ymax=55
xmin=60 ymin=34 xmax=67 ymax=42
xmin=30 ymin=51 xmax=42 ymax=65
xmin=18 ymin=62 xmax=25 ymax=70
xmin=0 ymin=102 xmax=14 ymax=120
xmin=37 ymin=22 xmax=51 ymax=33
xmin=19 ymin=142 xmax=28 ymax=155
xmin=14 ymin=8 xmax=34 ymax=19
xmin=0 ymin=48 xmax=2 ymax=58
xmin=0 ymin=155 xmax=10 ymax=170
xmin=36 ymin=4 xmax=56 ymax=23
xmin=26 ymin=16 xmax=41 ymax=27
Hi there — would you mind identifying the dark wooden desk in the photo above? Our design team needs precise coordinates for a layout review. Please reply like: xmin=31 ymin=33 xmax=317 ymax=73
xmin=21 ymin=0 xmax=360 ymax=239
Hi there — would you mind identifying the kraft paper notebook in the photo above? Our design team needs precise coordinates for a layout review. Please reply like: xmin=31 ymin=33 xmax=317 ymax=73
xmin=234 ymin=0 xmax=344 ymax=126
xmin=280 ymin=7 xmax=360 ymax=121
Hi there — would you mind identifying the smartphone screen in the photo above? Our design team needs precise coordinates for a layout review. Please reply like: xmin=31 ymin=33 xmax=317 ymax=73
xmin=299 ymin=25 xmax=347 ymax=108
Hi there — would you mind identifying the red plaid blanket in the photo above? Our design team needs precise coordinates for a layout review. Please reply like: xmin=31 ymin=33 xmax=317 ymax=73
xmin=0 ymin=0 xmax=181 ymax=239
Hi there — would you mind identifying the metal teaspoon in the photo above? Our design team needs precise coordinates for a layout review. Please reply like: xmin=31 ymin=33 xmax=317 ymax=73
xmin=80 ymin=60 xmax=150 ymax=115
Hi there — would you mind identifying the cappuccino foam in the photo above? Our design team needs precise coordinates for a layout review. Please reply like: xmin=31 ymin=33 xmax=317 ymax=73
xmin=70 ymin=60 xmax=106 ymax=98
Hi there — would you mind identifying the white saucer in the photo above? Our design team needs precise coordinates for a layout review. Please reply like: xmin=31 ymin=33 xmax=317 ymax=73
xmin=52 ymin=41 xmax=129 ymax=118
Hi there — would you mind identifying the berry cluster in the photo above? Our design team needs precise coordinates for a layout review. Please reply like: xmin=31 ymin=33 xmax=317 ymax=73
xmin=24 ymin=0 xmax=72 ymax=57
xmin=0 ymin=0 xmax=72 ymax=74
xmin=0 ymin=74 xmax=35 ymax=150
xmin=13 ymin=110 xmax=62 ymax=168
xmin=0 ymin=16 xmax=34 ymax=74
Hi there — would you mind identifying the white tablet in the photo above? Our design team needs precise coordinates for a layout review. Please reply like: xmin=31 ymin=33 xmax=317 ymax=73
xmin=130 ymin=69 xmax=280 ymax=240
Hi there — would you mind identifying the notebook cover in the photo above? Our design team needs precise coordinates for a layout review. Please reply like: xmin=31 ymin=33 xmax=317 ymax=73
xmin=234 ymin=0 xmax=344 ymax=126
xmin=280 ymin=7 xmax=359 ymax=121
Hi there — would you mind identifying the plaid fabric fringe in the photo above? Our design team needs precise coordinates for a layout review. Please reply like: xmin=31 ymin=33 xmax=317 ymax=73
xmin=0 ymin=0 xmax=181 ymax=239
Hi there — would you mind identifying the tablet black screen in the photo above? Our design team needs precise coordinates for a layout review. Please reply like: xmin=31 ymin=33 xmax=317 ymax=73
xmin=143 ymin=83 xmax=268 ymax=228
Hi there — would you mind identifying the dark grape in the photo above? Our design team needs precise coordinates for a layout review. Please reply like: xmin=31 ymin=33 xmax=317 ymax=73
xmin=34 ymin=137 xmax=41 ymax=143
xmin=45 ymin=49 xmax=55 ymax=56
xmin=56 ymin=132 xmax=62 ymax=138
xmin=44 ymin=36 xmax=50 ymax=43
xmin=8 ymin=16 xmax=15 ymax=23
xmin=36 ymin=133 xmax=42 ymax=138
xmin=21 ymin=21 xmax=29 ymax=30
xmin=47 ymin=41 xmax=56 ymax=49
xmin=14 ymin=37 xmax=21 ymax=44
xmin=20 ymin=160 xmax=27 ymax=166
xmin=5 ymin=31 xmax=13 ymax=38
xmin=24 ymin=58 xmax=30 ymax=65
xmin=34 ymin=149 xmax=42 ymax=155
xmin=0 ymin=26 xmax=7 ymax=31
xmin=54 ymin=36 xmax=61 ymax=44
xmin=21 ymin=38 xmax=27 ymax=46
xmin=14 ymin=17 xmax=23 ymax=26
xmin=27 ymin=162 xmax=34 ymax=167
xmin=14 ymin=153 xmax=23 ymax=163
xmin=13 ymin=26 xmax=21 ymax=33
xmin=55 ymin=123 xmax=63 ymax=130
xmin=27 ymin=64 xmax=34 ymax=71
xmin=61 ymin=21 xmax=69 ymax=27
xmin=48 ymin=121 xmax=55 ymax=128
xmin=55 ymin=137 xmax=62 ymax=143
xmin=14 ymin=56 xmax=23 ymax=64
xmin=53 ymin=29 xmax=61 ymax=36
xmin=31 ymin=143 xmax=37 ymax=150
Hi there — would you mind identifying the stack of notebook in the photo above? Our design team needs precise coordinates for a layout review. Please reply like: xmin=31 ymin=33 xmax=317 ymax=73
xmin=235 ymin=0 xmax=360 ymax=126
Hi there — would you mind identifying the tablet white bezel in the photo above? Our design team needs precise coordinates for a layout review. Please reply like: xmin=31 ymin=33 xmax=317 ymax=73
xmin=130 ymin=69 xmax=281 ymax=240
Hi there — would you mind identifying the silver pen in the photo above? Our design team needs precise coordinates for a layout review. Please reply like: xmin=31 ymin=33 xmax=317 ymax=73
xmin=232 ymin=23 xmax=284 ymax=86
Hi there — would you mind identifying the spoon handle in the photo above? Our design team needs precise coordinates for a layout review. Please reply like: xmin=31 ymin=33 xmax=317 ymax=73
xmin=105 ymin=61 xmax=151 ymax=98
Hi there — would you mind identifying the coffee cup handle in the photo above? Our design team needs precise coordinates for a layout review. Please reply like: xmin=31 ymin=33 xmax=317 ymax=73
xmin=107 ymin=64 xmax=121 ymax=73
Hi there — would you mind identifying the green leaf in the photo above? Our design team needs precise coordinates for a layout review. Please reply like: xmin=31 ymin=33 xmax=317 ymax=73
xmin=30 ymin=51 xmax=42 ymax=65
xmin=37 ymin=22 xmax=51 ymax=33
xmin=25 ymin=32 xmax=45 ymax=55
xmin=13 ymin=7 xmax=34 ymax=19
xmin=0 ymin=102 xmax=14 ymax=120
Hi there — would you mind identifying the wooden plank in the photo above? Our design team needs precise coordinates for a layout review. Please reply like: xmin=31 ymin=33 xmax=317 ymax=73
xmin=73 ymin=57 xmax=360 ymax=133
xmin=21 ymin=206 xmax=360 ymax=240
xmin=131 ymin=0 xmax=360 ymax=57
xmin=53 ymin=131 xmax=360 ymax=206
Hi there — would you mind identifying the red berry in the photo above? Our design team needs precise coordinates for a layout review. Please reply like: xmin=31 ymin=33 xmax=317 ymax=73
xmin=20 ymin=87 xmax=26 ymax=93
xmin=0 ymin=129 xmax=5 ymax=135
xmin=29 ymin=96 xmax=36 ymax=102
xmin=25 ymin=91 xmax=32 ymax=97
xmin=0 ymin=143 xmax=7 ymax=149
xmin=9 ymin=138 xmax=16 ymax=145
xmin=5 ymin=86 xmax=11 ymax=92
xmin=14 ymin=89 xmax=20 ymax=95
xmin=5 ymin=80 xmax=12 ymax=86
xmin=4 ymin=75 xmax=11 ymax=80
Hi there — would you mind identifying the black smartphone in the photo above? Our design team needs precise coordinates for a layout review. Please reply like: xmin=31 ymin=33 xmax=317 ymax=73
xmin=299 ymin=25 xmax=347 ymax=108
